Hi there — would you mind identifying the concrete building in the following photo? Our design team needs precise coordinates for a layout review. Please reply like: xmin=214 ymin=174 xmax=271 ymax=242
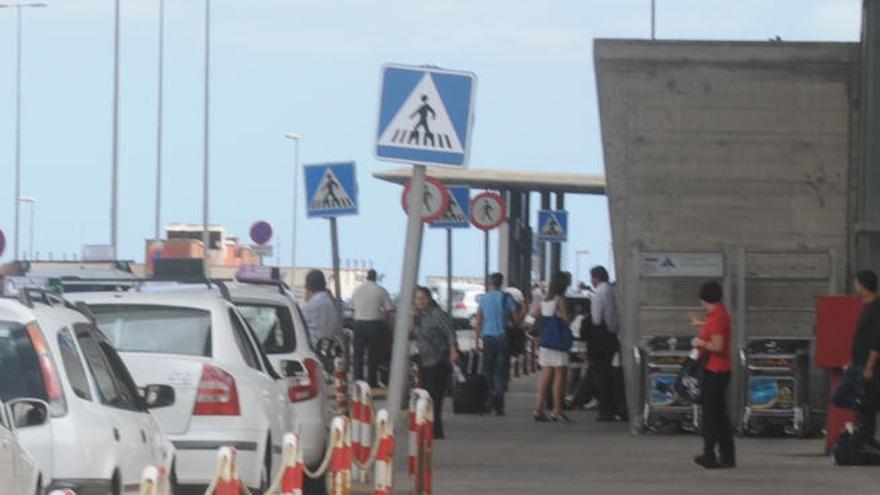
xmin=595 ymin=39 xmax=862 ymax=426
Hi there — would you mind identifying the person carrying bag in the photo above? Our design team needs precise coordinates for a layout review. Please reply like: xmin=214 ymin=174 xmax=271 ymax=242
xmin=533 ymin=271 xmax=573 ymax=422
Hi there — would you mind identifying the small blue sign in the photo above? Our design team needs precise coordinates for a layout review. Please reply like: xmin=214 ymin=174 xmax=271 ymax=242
xmin=429 ymin=186 xmax=471 ymax=229
xmin=375 ymin=64 xmax=477 ymax=168
xmin=304 ymin=162 xmax=358 ymax=218
xmin=537 ymin=210 xmax=568 ymax=243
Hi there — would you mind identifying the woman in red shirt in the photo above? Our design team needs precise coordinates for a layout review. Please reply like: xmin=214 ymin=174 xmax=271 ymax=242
xmin=690 ymin=280 xmax=736 ymax=469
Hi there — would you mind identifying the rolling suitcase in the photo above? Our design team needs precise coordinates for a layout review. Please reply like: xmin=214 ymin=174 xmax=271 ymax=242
xmin=833 ymin=429 xmax=880 ymax=466
xmin=453 ymin=351 xmax=489 ymax=414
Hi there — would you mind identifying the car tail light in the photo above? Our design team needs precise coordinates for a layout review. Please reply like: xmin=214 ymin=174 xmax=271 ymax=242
xmin=193 ymin=364 xmax=240 ymax=416
xmin=25 ymin=323 xmax=66 ymax=415
xmin=455 ymin=302 xmax=467 ymax=310
xmin=288 ymin=358 xmax=320 ymax=403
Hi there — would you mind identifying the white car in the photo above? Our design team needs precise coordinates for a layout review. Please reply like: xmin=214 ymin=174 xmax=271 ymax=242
xmin=0 ymin=398 xmax=45 ymax=495
xmin=433 ymin=284 xmax=484 ymax=327
xmin=0 ymin=292 xmax=176 ymax=495
xmin=226 ymin=280 xmax=330 ymax=476
xmin=74 ymin=284 xmax=291 ymax=492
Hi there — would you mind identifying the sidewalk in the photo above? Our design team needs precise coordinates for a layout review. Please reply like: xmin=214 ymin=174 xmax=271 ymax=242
xmin=407 ymin=375 xmax=879 ymax=495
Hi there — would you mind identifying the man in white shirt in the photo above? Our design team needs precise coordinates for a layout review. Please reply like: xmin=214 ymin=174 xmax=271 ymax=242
xmin=590 ymin=265 xmax=625 ymax=421
xmin=351 ymin=269 xmax=394 ymax=387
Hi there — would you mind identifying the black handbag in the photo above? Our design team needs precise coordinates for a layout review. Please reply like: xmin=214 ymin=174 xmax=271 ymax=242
xmin=675 ymin=356 xmax=706 ymax=405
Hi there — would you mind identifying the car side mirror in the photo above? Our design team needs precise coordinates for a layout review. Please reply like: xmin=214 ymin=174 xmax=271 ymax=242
xmin=8 ymin=399 xmax=49 ymax=429
xmin=142 ymin=384 xmax=176 ymax=409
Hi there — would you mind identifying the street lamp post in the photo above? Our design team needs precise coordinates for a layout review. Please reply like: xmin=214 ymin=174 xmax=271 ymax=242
xmin=0 ymin=2 xmax=46 ymax=260
xmin=575 ymin=249 xmax=590 ymax=285
xmin=111 ymin=0 xmax=120 ymax=256
xmin=18 ymin=197 xmax=34 ymax=259
xmin=154 ymin=0 xmax=165 ymax=240
xmin=201 ymin=0 xmax=211 ymax=269
xmin=284 ymin=132 xmax=300 ymax=268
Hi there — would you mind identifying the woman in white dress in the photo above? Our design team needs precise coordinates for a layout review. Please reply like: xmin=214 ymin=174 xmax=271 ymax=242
xmin=533 ymin=271 xmax=572 ymax=422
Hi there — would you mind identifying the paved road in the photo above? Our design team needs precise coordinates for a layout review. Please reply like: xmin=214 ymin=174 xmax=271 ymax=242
xmin=404 ymin=375 xmax=878 ymax=495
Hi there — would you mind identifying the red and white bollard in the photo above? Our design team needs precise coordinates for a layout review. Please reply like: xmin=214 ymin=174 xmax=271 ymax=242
xmin=413 ymin=394 xmax=434 ymax=495
xmin=208 ymin=447 xmax=243 ymax=495
xmin=408 ymin=389 xmax=430 ymax=479
xmin=351 ymin=380 xmax=373 ymax=484
xmin=373 ymin=409 xmax=394 ymax=495
xmin=328 ymin=416 xmax=353 ymax=495
xmin=139 ymin=464 xmax=170 ymax=495
xmin=265 ymin=433 xmax=304 ymax=495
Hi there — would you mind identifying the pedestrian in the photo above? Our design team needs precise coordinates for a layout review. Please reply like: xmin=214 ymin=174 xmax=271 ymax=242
xmin=302 ymin=269 xmax=343 ymax=349
xmin=533 ymin=271 xmax=572 ymax=422
xmin=411 ymin=287 xmax=458 ymax=439
xmin=690 ymin=280 xmax=736 ymax=469
xmin=351 ymin=269 xmax=394 ymax=388
xmin=831 ymin=270 xmax=880 ymax=454
xmin=589 ymin=265 xmax=621 ymax=421
xmin=475 ymin=272 xmax=519 ymax=416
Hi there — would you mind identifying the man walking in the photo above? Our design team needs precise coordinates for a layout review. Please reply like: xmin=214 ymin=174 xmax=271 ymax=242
xmin=475 ymin=272 xmax=520 ymax=415
xmin=832 ymin=270 xmax=880 ymax=452
xmin=351 ymin=269 xmax=394 ymax=388
xmin=589 ymin=265 xmax=623 ymax=421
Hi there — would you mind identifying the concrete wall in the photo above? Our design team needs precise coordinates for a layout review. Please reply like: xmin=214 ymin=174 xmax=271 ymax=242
xmin=594 ymin=40 xmax=861 ymax=424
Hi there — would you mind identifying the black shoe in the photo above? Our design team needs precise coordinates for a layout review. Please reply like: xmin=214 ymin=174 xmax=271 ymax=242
xmin=534 ymin=411 xmax=550 ymax=422
xmin=493 ymin=396 xmax=506 ymax=416
xmin=693 ymin=455 xmax=717 ymax=468
xmin=551 ymin=412 xmax=571 ymax=423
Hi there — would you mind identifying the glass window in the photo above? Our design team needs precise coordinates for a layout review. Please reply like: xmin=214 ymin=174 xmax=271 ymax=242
xmin=57 ymin=328 xmax=91 ymax=401
xmin=236 ymin=304 xmax=296 ymax=354
xmin=0 ymin=321 xmax=47 ymax=403
xmin=75 ymin=326 xmax=140 ymax=411
xmin=90 ymin=305 xmax=212 ymax=357
xmin=97 ymin=339 xmax=145 ymax=411
xmin=229 ymin=309 xmax=260 ymax=370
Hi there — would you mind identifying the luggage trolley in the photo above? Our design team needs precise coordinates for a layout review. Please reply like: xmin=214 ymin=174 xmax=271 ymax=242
xmin=740 ymin=338 xmax=811 ymax=436
xmin=635 ymin=336 xmax=699 ymax=433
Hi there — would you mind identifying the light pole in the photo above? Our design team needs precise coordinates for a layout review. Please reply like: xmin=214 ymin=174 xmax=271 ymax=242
xmin=575 ymin=249 xmax=590 ymax=284
xmin=201 ymin=0 xmax=211 ymax=269
xmin=284 ymin=132 xmax=300 ymax=268
xmin=154 ymin=0 xmax=165 ymax=240
xmin=0 ymin=2 xmax=46 ymax=260
xmin=18 ymin=197 xmax=34 ymax=259
xmin=111 ymin=0 xmax=120 ymax=256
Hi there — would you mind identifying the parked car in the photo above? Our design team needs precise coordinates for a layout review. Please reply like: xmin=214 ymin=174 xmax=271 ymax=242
xmin=226 ymin=276 xmax=330 ymax=492
xmin=0 ymin=397 xmax=45 ymax=495
xmin=0 ymin=291 xmax=176 ymax=495
xmin=72 ymin=284 xmax=291 ymax=492
xmin=431 ymin=283 xmax=484 ymax=328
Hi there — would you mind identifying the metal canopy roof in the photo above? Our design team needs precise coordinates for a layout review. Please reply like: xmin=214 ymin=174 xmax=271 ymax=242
xmin=372 ymin=167 xmax=606 ymax=195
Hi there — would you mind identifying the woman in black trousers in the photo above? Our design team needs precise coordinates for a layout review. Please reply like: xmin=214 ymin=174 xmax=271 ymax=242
xmin=412 ymin=287 xmax=459 ymax=439
xmin=690 ymin=281 xmax=736 ymax=469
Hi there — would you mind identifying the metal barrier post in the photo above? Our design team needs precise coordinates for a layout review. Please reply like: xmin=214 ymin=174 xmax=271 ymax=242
xmin=373 ymin=409 xmax=395 ymax=495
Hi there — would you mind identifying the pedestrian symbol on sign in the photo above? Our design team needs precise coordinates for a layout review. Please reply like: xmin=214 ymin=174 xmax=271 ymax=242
xmin=537 ymin=210 xmax=568 ymax=242
xmin=378 ymin=73 xmax=463 ymax=153
xmin=311 ymin=168 xmax=355 ymax=211
xmin=304 ymin=162 xmax=359 ymax=218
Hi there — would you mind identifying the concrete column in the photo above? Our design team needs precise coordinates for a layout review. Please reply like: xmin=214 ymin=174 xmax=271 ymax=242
xmin=860 ymin=0 xmax=880 ymax=268
xmin=550 ymin=193 xmax=564 ymax=276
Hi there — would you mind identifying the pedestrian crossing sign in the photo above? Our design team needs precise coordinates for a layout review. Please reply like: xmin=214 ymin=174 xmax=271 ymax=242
xmin=304 ymin=162 xmax=358 ymax=218
xmin=430 ymin=186 xmax=471 ymax=229
xmin=537 ymin=210 xmax=568 ymax=243
xmin=375 ymin=64 xmax=477 ymax=168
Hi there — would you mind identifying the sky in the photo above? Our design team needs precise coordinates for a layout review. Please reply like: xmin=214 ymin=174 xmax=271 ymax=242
xmin=0 ymin=0 xmax=864 ymax=291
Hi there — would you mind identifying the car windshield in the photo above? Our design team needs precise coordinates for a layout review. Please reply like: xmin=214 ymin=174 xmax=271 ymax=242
xmin=90 ymin=305 xmax=212 ymax=357
xmin=0 ymin=321 xmax=48 ymax=403
xmin=236 ymin=304 xmax=296 ymax=354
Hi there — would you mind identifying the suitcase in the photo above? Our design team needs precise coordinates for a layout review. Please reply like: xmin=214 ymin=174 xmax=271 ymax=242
xmin=453 ymin=351 xmax=489 ymax=414
xmin=832 ymin=429 xmax=880 ymax=466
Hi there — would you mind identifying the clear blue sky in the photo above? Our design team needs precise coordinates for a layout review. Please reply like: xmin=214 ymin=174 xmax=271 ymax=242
xmin=0 ymin=0 xmax=862 ymax=291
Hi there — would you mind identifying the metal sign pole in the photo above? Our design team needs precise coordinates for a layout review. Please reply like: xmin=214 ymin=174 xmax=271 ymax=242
xmin=484 ymin=230 xmax=490 ymax=291
xmin=330 ymin=217 xmax=343 ymax=312
xmin=446 ymin=228 xmax=453 ymax=314
xmin=387 ymin=164 xmax=427 ymax=428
